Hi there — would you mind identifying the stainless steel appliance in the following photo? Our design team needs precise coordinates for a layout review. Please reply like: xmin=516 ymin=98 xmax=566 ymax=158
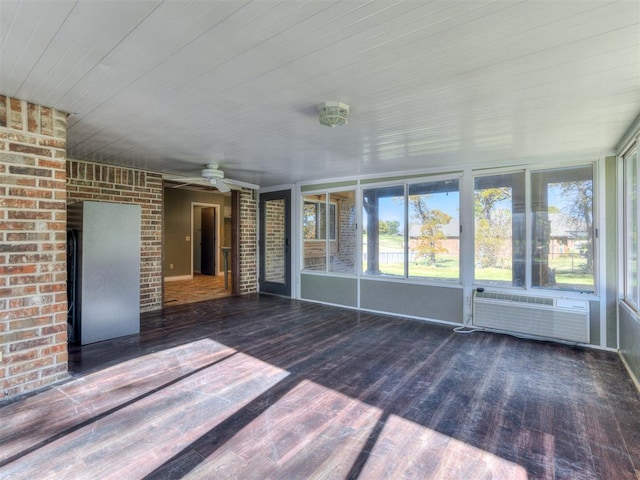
xmin=67 ymin=201 xmax=141 ymax=345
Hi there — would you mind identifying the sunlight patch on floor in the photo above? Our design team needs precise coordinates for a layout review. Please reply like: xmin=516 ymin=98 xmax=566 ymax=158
xmin=360 ymin=414 xmax=528 ymax=479
xmin=0 ymin=339 xmax=289 ymax=479
xmin=188 ymin=379 xmax=382 ymax=479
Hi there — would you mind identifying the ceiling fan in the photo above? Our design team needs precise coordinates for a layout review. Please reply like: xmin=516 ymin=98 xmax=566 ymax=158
xmin=164 ymin=163 xmax=258 ymax=192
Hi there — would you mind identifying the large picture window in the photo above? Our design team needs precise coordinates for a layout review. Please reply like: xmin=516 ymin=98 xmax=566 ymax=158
xmin=474 ymin=172 xmax=525 ymax=287
xmin=408 ymin=181 xmax=460 ymax=280
xmin=363 ymin=178 xmax=460 ymax=282
xmin=474 ymin=165 xmax=594 ymax=292
xmin=531 ymin=166 xmax=594 ymax=292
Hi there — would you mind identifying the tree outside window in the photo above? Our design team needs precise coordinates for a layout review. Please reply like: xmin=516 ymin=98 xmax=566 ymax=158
xmin=474 ymin=166 xmax=593 ymax=291
xmin=363 ymin=179 xmax=460 ymax=281
xmin=474 ymin=172 xmax=526 ymax=287
xmin=531 ymin=166 xmax=594 ymax=291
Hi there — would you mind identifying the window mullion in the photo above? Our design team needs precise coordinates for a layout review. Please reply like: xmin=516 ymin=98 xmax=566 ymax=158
xmin=525 ymin=169 xmax=532 ymax=290
xmin=404 ymin=183 xmax=409 ymax=278
xmin=628 ymin=149 xmax=639 ymax=307
xmin=325 ymin=196 xmax=330 ymax=272
xmin=635 ymin=150 xmax=640 ymax=307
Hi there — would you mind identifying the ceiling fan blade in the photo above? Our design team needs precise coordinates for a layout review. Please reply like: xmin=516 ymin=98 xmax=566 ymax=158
xmin=214 ymin=180 xmax=231 ymax=193
xmin=164 ymin=168 xmax=259 ymax=191
xmin=169 ymin=182 xmax=193 ymax=189
xmin=163 ymin=174 xmax=206 ymax=184
xmin=223 ymin=177 xmax=259 ymax=190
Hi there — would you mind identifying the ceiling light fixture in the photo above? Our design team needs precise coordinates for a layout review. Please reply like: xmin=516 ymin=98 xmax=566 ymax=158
xmin=201 ymin=163 xmax=224 ymax=181
xmin=200 ymin=163 xmax=230 ymax=192
xmin=317 ymin=101 xmax=349 ymax=128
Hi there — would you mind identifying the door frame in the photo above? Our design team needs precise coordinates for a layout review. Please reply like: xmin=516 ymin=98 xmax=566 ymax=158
xmin=259 ymin=189 xmax=292 ymax=296
xmin=191 ymin=202 xmax=220 ymax=277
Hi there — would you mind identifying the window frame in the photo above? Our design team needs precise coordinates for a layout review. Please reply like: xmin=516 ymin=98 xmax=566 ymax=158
xmin=361 ymin=173 xmax=462 ymax=284
xmin=303 ymin=199 xmax=337 ymax=242
xmin=301 ymin=187 xmax=357 ymax=275
xmin=623 ymin=143 xmax=639 ymax=310
xmin=472 ymin=169 xmax=526 ymax=288
xmin=472 ymin=163 xmax=597 ymax=293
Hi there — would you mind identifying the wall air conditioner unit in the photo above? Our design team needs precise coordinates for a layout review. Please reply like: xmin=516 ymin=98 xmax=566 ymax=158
xmin=472 ymin=291 xmax=589 ymax=343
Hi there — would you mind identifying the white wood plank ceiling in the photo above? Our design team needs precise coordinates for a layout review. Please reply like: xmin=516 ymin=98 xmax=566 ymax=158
xmin=1 ymin=0 xmax=639 ymax=187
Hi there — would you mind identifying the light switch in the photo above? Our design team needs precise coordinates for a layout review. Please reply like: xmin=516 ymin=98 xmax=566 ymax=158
xmin=185 ymin=236 xmax=190 ymax=241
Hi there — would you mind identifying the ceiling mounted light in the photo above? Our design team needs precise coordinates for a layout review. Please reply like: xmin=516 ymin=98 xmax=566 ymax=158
xmin=317 ymin=101 xmax=349 ymax=128
xmin=200 ymin=163 xmax=224 ymax=181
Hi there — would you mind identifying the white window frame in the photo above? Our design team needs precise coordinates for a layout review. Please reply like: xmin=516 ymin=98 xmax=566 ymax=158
xmin=622 ymin=141 xmax=639 ymax=310
xmin=301 ymin=187 xmax=357 ymax=274
xmin=303 ymin=199 xmax=337 ymax=242
xmin=360 ymin=173 xmax=462 ymax=283
xmin=472 ymin=163 xmax=597 ymax=294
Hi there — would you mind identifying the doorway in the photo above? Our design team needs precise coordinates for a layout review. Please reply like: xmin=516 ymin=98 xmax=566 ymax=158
xmin=162 ymin=183 xmax=238 ymax=307
xmin=192 ymin=203 xmax=219 ymax=276
xmin=259 ymin=190 xmax=291 ymax=296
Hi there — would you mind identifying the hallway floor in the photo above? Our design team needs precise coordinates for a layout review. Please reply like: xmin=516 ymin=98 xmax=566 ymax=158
xmin=163 ymin=273 xmax=232 ymax=306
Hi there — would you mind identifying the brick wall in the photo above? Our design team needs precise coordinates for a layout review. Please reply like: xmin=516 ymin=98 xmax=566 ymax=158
xmin=1 ymin=97 xmax=257 ymax=398
xmin=333 ymin=191 xmax=356 ymax=272
xmin=264 ymin=198 xmax=286 ymax=282
xmin=0 ymin=95 xmax=68 ymax=398
xmin=239 ymin=188 xmax=257 ymax=294
xmin=66 ymin=159 xmax=163 ymax=311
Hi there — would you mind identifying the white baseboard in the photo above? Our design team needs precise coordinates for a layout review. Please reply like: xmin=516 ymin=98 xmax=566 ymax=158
xmin=164 ymin=275 xmax=192 ymax=282
xmin=619 ymin=351 xmax=640 ymax=394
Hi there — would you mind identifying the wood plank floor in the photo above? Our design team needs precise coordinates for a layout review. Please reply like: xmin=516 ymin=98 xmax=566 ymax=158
xmin=164 ymin=274 xmax=232 ymax=307
xmin=1 ymin=295 xmax=639 ymax=479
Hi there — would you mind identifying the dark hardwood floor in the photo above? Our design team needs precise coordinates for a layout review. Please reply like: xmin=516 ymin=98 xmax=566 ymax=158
xmin=1 ymin=294 xmax=639 ymax=479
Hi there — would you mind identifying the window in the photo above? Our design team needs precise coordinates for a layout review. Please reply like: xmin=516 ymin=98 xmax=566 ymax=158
xmin=303 ymin=198 xmax=336 ymax=240
xmin=474 ymin=172 xmax=525 ymax=287
xmin=363 ymin=178 xmax=460 ymax=282
xmin=302 ymin=190 xmax=355 ymax=273
xmin=329 ymin=191 xmax=356 ymax=273
xmin=363 ymin=185 xmax=405 ymax=276
xmin=408 ymin=180 xmax=460 ymax=280
xmin=531 ymin=166 xmax=594 ymax=292
xmin=474 ymin=165 xmax=594 ymax=291
xmin=624 ymin=146 xmax=639 ymax=308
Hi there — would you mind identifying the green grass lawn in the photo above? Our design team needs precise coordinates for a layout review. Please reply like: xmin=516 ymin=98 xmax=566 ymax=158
xmin=548 ymin=254 xmax=593 ymax=289
xmin=382 ymin=260 xmax=592 ymax=289
xmin=380 ymin=256 xmax=460 ymax=279
xmin=364 ymin=234 xmax=593 ymax=289
xmin=377 ymin=234 xmax=404 ymax=251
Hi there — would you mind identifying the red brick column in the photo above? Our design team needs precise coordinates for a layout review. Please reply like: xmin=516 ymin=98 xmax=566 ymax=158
xmin=0 ymin=95 xmax=68 ymax=398
xmin=239 ymin=188 xmax=257 ymax=294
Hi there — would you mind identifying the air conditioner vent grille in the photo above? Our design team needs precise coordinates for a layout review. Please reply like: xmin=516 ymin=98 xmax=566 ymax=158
xmin=473 ymin=291 xmax=589 ymax=343
xmin=476 ymin=291 xmax=553 ymax=306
